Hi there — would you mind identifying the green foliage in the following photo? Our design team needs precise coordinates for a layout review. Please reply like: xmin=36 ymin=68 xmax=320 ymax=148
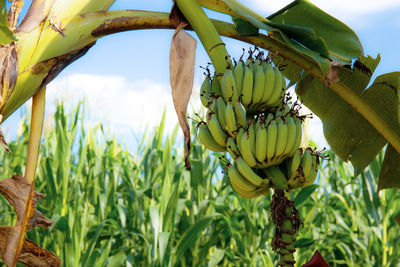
xmin=0 ymin=103 xmax=399 ymax=266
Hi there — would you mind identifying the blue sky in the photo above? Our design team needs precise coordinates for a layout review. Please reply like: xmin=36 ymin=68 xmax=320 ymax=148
xmin=2 ymin=0 xmax=400 ymax=151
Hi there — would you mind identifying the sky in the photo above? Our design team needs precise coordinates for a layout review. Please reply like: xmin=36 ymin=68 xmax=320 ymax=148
xmin=2 ymin=0 xmax=400 ymax=152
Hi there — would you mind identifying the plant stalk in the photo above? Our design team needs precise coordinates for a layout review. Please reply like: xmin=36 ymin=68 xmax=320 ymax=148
xmin=14 ymin=86 xmax=46 ymax=267
xmin=175 ymin=0 xmax=229 ymax=75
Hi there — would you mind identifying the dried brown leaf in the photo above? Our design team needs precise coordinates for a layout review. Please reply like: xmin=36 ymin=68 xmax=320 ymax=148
xmin=170 ymin=22 xmax=197 ymax=170
xmin=0 ymin=175 xmax=53 ymax=229
xmin=0 ymin=44 xmax=18 ymax=113
xmin=18 ymin=239 xmax=61 ymax=267
xmin=0 ymin=226 xmax=21 ymax=266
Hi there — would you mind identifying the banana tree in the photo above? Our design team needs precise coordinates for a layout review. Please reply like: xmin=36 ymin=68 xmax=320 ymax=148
xmin=0 ymin=0 xmax=399 ymax=266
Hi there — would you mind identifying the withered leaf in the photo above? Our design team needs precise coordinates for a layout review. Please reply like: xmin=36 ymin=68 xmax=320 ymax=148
xmin=0 ymin=175 xmax=53 ymax=229
xmin=0 ymin=44 xmax=18 ymax=113
xmin=0 ymin=226 xmax=21 ymax=266
xmin=18 ymin=239 xmax=61 ymax=267
xmin=170 ymin=22 xmax=197 ymax=170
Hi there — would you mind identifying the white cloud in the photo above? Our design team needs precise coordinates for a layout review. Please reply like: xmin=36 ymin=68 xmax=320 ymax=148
xmin=45 ymin=74 xmax=203 ymax=149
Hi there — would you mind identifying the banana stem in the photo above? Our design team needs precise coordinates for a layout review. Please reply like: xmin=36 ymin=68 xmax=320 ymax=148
xmin=270 ymin=189 xmax=301 ymax=267
xmin=175 ymin=0 xmax=229 ymax=75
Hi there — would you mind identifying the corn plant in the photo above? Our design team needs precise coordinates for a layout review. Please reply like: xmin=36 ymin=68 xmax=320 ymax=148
xmin=1 ymin=103 xmax=399 ymax=266
xmin=1 ymin=0 xmax=400 ymax=265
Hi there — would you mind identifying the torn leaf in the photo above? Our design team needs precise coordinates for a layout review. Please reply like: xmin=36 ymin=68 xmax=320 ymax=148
xmin=0 ymin=175 xmax=53 ymax=229
xmin=170 ymin=22 xmax=197 ymax=170
xmin=18 ymin=239 xmax=61 ymax=267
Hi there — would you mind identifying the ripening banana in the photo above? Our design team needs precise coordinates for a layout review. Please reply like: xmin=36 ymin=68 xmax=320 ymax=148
xmin=264 ymin=165 xmax=288 ymax=190
xmin=234 ymin=100 xmax=247 ymax=128
xmin=239 ymin=130 xmax=257 ymax=167
xmin=274 ymin=116 xmax=288 ymax=159
xmin=200 ymin=75 xmax=212 ymax=107
xmin=197 ymin=123 xmax=227 ymax=152
xmin=252 ymin=59 xmax=261 ymax=75
xmin=211 ymin=74 xmax=223 ymax=96
xmin=288 ymin=116 xmax=303 ymax=156
xmin=250 ymin=64 xmax=265 ymax=106
xmin=255 ymin=121 xmax=267 ymax=162
xmin=216 ymin=96 xmax=227 ymax=130
xmin=227 ymin=137 xmax=240 ymax=160
xmin=207 ymin=111 xmax=228 ymax=147
xmin=233 ymin=60 xmax=244 ymax=97
xmin=228 ymin=164 xmax=259 ymax=192
xmin=236 ymin=157 xmax=264 ymax=186
xmin=242 ymin=64 xmax=254 ymax=107
xmin=265 ymin=117 xmax=278 ymax=163
xmin=225 ymin=100 xmax=237 ymax=135
xmin=282 ymin=116 xmax=296 ymax=157
xmin=221 ymin=69 xmax=237 ymax=102
xmin=264 ymin=67 xmax=283 ymax=107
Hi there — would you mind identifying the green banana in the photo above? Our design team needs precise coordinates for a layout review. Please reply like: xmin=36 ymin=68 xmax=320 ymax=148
xmin=211 ymin=74 xmax=223 ymax=96
xmin=230 ymin=181 xmax=264 ymax=199
xmin=264 ymin=67 xmax=283 ymax=107
xmin=301 ymin=148 xmax=313 ymax=179
xmin=241 ymin=64 xmax=253 ymax=107
xmin=255 ymin=120 xmax=267 ymax=162
xmin=197 ymin=123 xmax=227 ymax=152
xmin=282 ymin=116 xmax=296 ymax=157
xmin=302 ymin=153 xmax=318 ymax=187
xmin=248 ymin=122 xmax=256 ymax=156
xmin=225 ymin=100 xmax=237 ymax=135
xmin=228 ymin=164 xmax=258 ymax=192
xmin=200 ymin=75 xmax=212 ymax=107
xmin=236 ymin=127 xmax=245 ymax=155
xmin=227 ymin=137 xmax=240 ymax=160
xmin=208 ymin=97 xmax=218 ymax=113
xmin=221 ymin=69 xmax=237 ymax=102
xmin=216 ymin=96 xmax=227 ymax=130
xmin=207 ymin=111 xmax=228 ymax=147
xmin=251 ymin=64 xmax=265 ymax=106
xmin=286 ymin=149 xmax=301 ymax=182
xmin=236 ymin=157 xmax=264 ymax=186
xmin=264 ymin=165 xmax=288 ymax=190
xmin=234 ymin=100 xmax=247 ymax=128
xmin=265 ymin=117 xmax=278 ymax=162
xmin=274 ymin=116 xmax=287 ymax=159
xmin=288 ymin=116 xmax=303 ymax=156
xmin=239 ymin=129 xmax=257 ymax=167
xmin=233 ymin=60 xmax=244 ymax=98
xmin=260 ymin=63 xmax=275 ymax=106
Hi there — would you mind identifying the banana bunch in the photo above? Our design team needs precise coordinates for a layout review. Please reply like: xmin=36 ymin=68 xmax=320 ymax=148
xmin=224 ymin=59 xmax=287 ymax=114
xmin=284 ymin=148 xmax=321 ymax=190
xmin=197 ymin=51 xmax=321 ymax=198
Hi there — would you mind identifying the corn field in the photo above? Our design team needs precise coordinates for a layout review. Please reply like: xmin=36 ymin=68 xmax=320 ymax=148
xmin=0 ymin=103 xmax=398 ymax=267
